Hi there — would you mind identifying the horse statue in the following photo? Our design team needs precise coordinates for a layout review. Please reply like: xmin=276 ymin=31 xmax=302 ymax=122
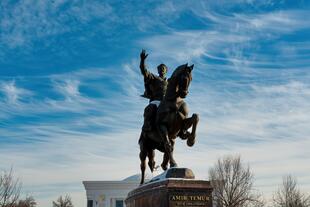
xmin=138 ymin=63 xmax=199 ymax=184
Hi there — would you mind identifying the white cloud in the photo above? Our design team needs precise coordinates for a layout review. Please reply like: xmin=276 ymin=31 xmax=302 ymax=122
xmin=139 ymin=30 xmax=250 ymax=69
xmin=244 ymin=10 xmax=309 ymax=32
xmin=139 ymin=8 xmax=310 ymax=71
xmin=53 ymin=79 xmax=81 ymax=100
xmin=0 ymin=81 xmax=31 ymax=104
xmin=0 ymin=0 xmax=115 ymax=48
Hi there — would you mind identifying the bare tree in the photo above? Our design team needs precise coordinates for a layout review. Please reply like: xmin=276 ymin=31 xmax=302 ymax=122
xmin=209 ymin=155 xmax=264 ymax=207
xmin=16 ymin=196 xmax=36 ymax=207
xmin=0 ymin=168 xmax=22 ymax=207
xmin=52 ymin=195 xmax=74 ymax=207
xmin=273 ymin=175 xmax=310 ymax=207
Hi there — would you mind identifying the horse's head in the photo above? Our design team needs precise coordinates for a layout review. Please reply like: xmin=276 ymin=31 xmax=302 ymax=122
xmin=165 ymin=63 xmax=194 ymax=101
xmin=178 ymin=63 xmax=194 ymax=98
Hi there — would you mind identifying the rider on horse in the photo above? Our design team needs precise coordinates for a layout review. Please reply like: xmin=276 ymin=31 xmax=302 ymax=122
xmin=138 ymin=55 xmax=199 ymax=184
xmin=140 ymin=49 xmax=168 ymax=132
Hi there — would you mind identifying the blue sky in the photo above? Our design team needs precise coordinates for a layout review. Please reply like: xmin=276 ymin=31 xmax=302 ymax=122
xmin=1 ymin=0 xmax=310 ymax=206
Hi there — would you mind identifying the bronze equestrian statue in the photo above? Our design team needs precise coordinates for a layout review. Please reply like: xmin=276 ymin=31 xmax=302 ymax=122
xmin=139 ymin=50 xmax=199 ymax=184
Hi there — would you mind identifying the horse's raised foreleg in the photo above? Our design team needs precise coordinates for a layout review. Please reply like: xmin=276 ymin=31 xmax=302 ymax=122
xmin=179 ymin=113 xmax=199 ymax=146
xmin=187 ymin=113 xmax=199 ymax=146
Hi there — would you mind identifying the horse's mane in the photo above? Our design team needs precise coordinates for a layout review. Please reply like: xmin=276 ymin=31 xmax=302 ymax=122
xmin=170 ymin=64 xmax=188 ymax=79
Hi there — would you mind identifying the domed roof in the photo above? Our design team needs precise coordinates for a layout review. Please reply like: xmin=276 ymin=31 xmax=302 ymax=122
xmin=123 ymin=173 xmax=152 ymax=182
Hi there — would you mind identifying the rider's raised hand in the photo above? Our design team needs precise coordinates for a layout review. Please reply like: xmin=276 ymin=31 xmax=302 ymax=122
xmin=140 ymin=49 xmax=148 ymax=60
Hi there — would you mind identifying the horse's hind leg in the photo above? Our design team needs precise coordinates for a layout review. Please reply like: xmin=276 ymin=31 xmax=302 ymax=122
xmin=168 ymin=140 xmax=177 ymax=168
xmin=139 ymin=148 xmax=147 ymax=185
xmin=158 ymin=124 xmax=172 ymax=152
xmin=147 ymin=149 xmax=155 ymax=172
xmin=161 ymin=152 xmax=169 ymax=171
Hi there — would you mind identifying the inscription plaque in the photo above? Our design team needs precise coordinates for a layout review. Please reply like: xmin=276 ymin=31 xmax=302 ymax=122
xmin=126 ymin=179 xmax=213 ymax=207
xmin=169 ymin=194 xmax=211 ymax=207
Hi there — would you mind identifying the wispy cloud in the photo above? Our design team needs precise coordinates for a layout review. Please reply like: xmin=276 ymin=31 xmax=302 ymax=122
xmin=0 ymin=64 xmax=145 ymax=207
xmin=0 ymin=0 xmax=115 ymax=48
xmin=0 ymin=81 xmax=32 ymax=104
xmin=243 ymin=10 xmax=309 ymax=32
xmin=53 ymin=79 xmax=81 ymax=99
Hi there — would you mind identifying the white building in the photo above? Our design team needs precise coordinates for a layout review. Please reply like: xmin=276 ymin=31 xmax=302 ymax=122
xmin=83 ymin=174 xmax=150 ymax=207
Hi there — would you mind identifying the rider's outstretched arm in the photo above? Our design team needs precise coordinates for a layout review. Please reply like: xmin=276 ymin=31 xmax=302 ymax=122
xmin=140 ymin=49 xmax=152 ymax=79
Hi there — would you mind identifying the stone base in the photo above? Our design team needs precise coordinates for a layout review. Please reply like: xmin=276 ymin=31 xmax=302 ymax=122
xmin=125 ymin=168 xmax=213 ymax=207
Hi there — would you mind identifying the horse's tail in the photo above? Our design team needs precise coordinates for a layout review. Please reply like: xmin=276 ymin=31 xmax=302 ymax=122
xmin=138 ymin=131 xmax=145 ymax=145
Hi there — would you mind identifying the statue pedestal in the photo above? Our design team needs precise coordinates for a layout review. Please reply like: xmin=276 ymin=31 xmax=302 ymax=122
xmin=125 ymin=168 xmax=213 ymax=207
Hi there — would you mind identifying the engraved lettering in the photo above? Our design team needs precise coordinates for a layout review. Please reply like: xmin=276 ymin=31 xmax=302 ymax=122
xmin=170 ymin=194 xmax=210 ymax=206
